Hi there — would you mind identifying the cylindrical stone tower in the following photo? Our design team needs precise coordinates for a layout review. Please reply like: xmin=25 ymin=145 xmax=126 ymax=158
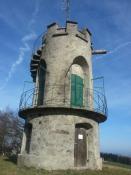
xmin=18 ymin=21 xmax=107 ymax=170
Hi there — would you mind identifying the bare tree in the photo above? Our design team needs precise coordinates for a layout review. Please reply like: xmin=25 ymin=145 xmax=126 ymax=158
xmin=0 ymin=108 xmax=24 ymax=157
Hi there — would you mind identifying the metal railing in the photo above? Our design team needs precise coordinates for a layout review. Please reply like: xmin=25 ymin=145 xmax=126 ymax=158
xmin=19 ymin=85 xmax=108 ymax=116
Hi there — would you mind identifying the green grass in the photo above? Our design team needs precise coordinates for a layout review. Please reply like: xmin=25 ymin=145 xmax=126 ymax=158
xmin=104 ymin=161 xmax=131 ymax=169
xmin=0 ymin=156 xmax=131 ymax=175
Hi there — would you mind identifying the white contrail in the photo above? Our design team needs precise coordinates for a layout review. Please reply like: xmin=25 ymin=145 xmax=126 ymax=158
xmin=60 ymin=0 xmax=66 ymax=10
xmin=0 ymin=33 xmax=36 ymax=90
xmin=0 ymin=1 xmax=40 ymax=90
xmin=29 ymin=0 xmax=40 ymax=28
xmin=95 ymin=41 xmax=131 ymax=60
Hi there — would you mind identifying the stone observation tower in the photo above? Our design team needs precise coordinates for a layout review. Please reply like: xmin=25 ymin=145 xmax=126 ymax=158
xmin=18 ymin=21 xmax=107 ymax=170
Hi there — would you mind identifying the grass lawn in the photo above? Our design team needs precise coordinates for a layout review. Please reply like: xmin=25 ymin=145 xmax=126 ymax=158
xmin=0 ymin=156 xmax=131 ymax=175
xmin=104 ymin=161 xmax=131 ymax=169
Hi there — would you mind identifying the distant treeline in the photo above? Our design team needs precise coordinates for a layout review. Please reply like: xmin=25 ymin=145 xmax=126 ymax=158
xmin=101 ymin=152 xmax=131 ymax=165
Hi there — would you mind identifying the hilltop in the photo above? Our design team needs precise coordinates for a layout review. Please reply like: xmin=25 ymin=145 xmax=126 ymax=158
xmin=0 ymin=156 xmax=131 ymax=175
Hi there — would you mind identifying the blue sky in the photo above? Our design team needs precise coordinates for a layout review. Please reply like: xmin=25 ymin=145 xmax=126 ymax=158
xmin=0 ymin=0 xmax=131 ymax=156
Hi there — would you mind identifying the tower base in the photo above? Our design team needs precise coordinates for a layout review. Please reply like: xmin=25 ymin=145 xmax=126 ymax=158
xmin=18 ymin=110 xmax=103 ymax=170
xmin=18 ymin=154 xmax=102 ymax=170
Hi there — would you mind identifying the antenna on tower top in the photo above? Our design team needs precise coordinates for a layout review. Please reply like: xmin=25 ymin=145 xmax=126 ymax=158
xmin=64 ymin=0 xmax=70 ymax=20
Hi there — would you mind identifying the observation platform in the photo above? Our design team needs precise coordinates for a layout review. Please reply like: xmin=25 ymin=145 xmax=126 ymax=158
xmin=19 ymin=85 xmax=108 ymax=123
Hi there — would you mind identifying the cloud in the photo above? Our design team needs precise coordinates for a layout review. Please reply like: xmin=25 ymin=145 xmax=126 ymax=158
xmin=0 ymin=32 xmax=37 ymax=90
xmin=29 ymin=0 xmax=40 ymax=28
xmin=95 ymin=41 xmax=131 ymax=60
xmin=22 ymin=32 xmax=36 ymax=42
xmin=0 ymin=1 xmax=40 ymax=90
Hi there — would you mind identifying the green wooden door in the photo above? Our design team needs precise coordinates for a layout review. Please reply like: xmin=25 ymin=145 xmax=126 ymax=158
xmin=71 ymin=74 xmax=83 ymax=107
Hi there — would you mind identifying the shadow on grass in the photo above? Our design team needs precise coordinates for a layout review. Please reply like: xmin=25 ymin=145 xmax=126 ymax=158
xmin=4 ymin=155 xmax=17 ymax=165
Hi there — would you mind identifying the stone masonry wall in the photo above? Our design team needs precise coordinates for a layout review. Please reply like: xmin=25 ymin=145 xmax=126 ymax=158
xmin=18 ymin=114 xmax=102 ymax=170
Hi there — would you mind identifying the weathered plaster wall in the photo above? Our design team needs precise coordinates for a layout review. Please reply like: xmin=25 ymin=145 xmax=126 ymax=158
xmin=40 ymin=22 xmax=93 ymax=107
xmin=18 ymin=114 xmax=102 ymax=170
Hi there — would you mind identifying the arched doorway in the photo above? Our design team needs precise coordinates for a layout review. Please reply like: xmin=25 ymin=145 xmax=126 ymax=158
xmin=69 ymin=56 xmax=90 ymax=108
xmin=70 ymin=64 xmax=84 ymax=107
